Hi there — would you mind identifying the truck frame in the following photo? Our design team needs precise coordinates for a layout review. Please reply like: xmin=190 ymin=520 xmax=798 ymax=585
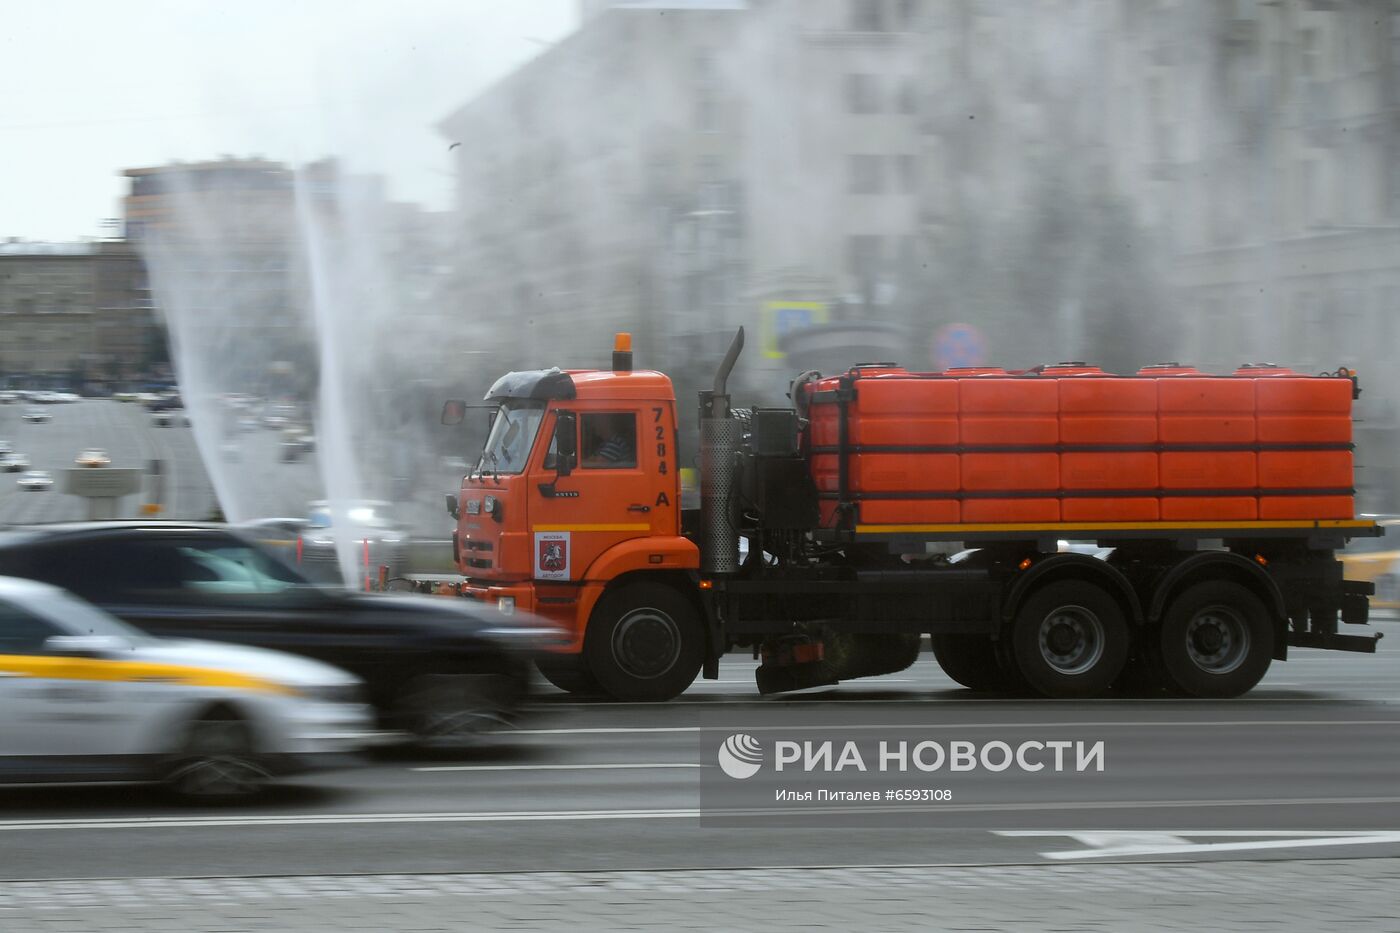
xmin=443 ymin=329 xmax=1381 ymax=702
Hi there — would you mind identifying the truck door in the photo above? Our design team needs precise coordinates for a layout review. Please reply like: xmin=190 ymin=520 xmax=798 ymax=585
xmin=529 ymin=407 xmax=663 ymax=582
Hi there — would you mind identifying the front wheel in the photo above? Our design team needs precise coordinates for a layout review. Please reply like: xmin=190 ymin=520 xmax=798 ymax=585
xmin=163 ymin=709 xmax=269 ymax=802
xmin=396 ymin=670 xmax=523 ymax=746
xmin=584 ymin=583 xmax=703 ymax=701
xmin=1158 ymin=581 xmax=1273 ymax=698
xmin=535 ymin=656 xmax=603 ymax=696
xmin=1010 ymin=580 xmax=1128 ymax=699
xmin=931 ymin=634 xmax=1010 ymax=692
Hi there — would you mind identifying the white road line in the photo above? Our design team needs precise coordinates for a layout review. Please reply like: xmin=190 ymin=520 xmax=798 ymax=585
xmin=3 ymin=796 xmax=1399 ymax=832
xmin=503 ymin=719 xmax=1400 ymax=736
xmin=997 ymin=830 xmax=1400 ymax=861
xmin=412 ymin=762 xmax=700 ymax=772
xmin=531 ymin=696 xmax=1400 ymax=708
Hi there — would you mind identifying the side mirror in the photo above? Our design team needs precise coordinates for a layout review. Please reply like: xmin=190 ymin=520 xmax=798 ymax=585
xmin=555 ymin=411 xmax=577 ymax=477
xmin=43 ymin=634 xmax=129 ymax=658
xmin=441 ymin=400 xmax=466 ymax=425
xmin=445 ymin=493 xmax=459 ymax=519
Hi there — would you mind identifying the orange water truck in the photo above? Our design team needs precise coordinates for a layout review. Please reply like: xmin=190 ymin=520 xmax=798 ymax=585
xmin=441 ymin=331 xmax=1381 ymax=701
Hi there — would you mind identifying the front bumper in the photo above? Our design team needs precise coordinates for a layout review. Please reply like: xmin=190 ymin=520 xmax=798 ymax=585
xmin=457 ymin=582 xmax=579 ymax=654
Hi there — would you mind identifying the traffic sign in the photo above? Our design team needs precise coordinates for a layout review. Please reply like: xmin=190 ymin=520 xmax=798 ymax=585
xmin=761 ymin=301 xmax=828 ymax=360
xmin=933 ymin=322 xmax=986 ymax=370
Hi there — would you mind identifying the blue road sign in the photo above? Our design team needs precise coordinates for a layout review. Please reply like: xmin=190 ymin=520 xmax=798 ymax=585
xmin=933 ymin=322 xmax=986 ymax=370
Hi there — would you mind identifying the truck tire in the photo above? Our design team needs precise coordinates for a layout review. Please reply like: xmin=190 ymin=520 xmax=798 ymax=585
xmin=931 ymin=634 xmax=1008 ymax=692
xmin=1157 ymin=581 xmax=1272 ymax=698
xmin=1010 ymin=580 xmax=1128 ymax=699
xmin=535 ymin=656 xmax=603 ymax=696
xmin=584 ymin=583 xmax=703 ymax=702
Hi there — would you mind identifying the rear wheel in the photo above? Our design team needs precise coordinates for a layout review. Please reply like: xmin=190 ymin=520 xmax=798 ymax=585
xmin=1010 ymin=580 xmax=1128 ymax=699
xmin=164 ymin=708 xmax=268 ymax=802
xmin=584 ymin=583 xmax=703 ymax=701
xmin=1158 ymin=581 xmax=1273 ymax=698
xmin=931 ymin=634 xmax=1010 ymax=692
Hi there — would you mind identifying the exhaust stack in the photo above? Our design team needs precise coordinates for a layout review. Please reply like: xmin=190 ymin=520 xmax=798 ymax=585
xmin=699 ymin=327 xmax=744 ymax=574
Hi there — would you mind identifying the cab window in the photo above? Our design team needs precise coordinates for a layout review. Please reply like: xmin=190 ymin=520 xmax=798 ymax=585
xmin=0 ymin=599 xmax=62 ymax=654
xmin=580 ymin=413 xmax=637 ymax=469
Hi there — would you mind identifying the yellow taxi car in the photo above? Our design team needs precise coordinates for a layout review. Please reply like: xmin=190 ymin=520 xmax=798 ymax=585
xmin=0 ymin=576 xmax=371 ymax=800
xmin=1340 ymin=516 xmax=1400 ymax=611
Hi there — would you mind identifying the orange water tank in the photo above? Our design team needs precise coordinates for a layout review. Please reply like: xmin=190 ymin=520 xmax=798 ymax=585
xmin=1057 ymin=376 xmax=1159 ymax=521
xmin=1156 ymin=374 xmax=1257 ymax=520
xmin=960 ymin=377 xmax=1059 ymax=522
xmin=1244 ymin=369 xmax=1354 ymax=520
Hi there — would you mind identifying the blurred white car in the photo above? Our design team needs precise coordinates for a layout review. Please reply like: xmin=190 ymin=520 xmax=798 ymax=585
xmin=0 ymin=576 xmax=371 ymax=799
xmin=17 ymin=470 xmax=52 ymax=491
xmin=3 ymin=452 xmax=32 ymax=473
xmin=20 ymin=408 xmax=49 ymax=424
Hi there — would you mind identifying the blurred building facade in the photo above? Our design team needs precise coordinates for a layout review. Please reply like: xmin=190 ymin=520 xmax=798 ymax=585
xmin=440 ymin=0 xmax=1400 ymax=507
xmin=0 ymin=239 xmax=162 ymax=388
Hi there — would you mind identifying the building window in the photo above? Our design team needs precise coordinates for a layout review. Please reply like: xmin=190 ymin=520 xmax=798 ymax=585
xmin=895 ymin=154 xmax=917 ymax=193
xmin=848 ymin=155 xmax=884 ymax=195
xmin=847 ymin=235 xmax=883 ymax=280
xmin=845 ymin=74 xmax=881 ymax=114
xmin=895 ymin=78 xmax=917 ymax=114
xmin=696 ymin=91 xmax=719 ymax=132
xmin=849 ymin=0 xmax=885 ymax=32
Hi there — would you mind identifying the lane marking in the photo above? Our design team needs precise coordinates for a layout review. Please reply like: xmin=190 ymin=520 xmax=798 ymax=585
xmin=996 ymin=830 xmax=1400 ymax=860
xmin=503 ymin=719 xmax=1400 ymax=736
xmin=529 ymin=696 xmax=1400 ymax=708
xmin=4 ymin=797 xmax=1400 ymax=833
xmin=412 ymin=762 xmax=700 ymax=772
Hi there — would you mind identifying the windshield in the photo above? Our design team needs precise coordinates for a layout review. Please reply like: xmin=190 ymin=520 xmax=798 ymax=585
xmin=477 ymin=400 xmax=545 ymax=476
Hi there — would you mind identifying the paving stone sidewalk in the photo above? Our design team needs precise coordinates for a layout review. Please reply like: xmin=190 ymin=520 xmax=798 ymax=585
xmin=2 ymin=858 xmax=1397 ymax=931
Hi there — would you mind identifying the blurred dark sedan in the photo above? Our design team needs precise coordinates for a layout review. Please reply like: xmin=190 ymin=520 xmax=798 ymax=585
xmin=0 ymin=523 xmax=562 ymax=746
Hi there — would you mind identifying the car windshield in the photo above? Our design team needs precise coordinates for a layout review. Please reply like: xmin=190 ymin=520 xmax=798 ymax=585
xmin=476 ymin=400 xmax=545 ymax=476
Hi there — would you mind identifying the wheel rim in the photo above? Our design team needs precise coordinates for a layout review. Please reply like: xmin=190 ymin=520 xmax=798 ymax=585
xmin=408 ymin=675 xmax=510 ymax=742
xmin=1037 ymin=604 xmax=1105 ymax=676
xmin=169 ymin=719 xmax=267 ymax=798
xmin=611 ymin=606 xmax=681 ymax=679
xmin=1184 ymin=604 xmax=1250 ymax=674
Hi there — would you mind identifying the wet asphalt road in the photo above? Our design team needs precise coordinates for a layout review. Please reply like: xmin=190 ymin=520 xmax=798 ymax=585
xmin=1 ymin=626 xmax=1396 ymax=881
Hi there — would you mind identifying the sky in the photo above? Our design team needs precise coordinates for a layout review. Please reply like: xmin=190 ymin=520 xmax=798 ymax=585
xmin=1 ymin=0 xmax=577 ymax=242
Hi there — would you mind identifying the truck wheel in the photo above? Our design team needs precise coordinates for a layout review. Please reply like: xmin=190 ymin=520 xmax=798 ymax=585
xmin=930 ymin=634 xmax=1008 ymax=692
xmin=1011 ymin=580 xmax=1128 ymax=699
xmin=535 ymin=657 xmax=603 ymax=696
xmin=584 ymin=583 xmax=703 ymax=701
xmin=1158 ymin=581 xmax=1272 ymax=698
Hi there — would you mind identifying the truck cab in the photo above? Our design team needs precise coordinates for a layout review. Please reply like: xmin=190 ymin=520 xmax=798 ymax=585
xmin=444 ymin=336 xmax=702 ymax=699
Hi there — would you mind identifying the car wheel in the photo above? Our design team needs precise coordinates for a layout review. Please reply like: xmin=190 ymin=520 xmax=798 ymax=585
xmin=164 ymin=708 xmax=269 ymax=802
xmin=1158 ymin=581 xmax=1273 ymax=698
xmin=396 ymin=670 xmax=523 ymax=746
xmin=1010 ymin=580 xmax=1128 ymax=699
xmin=535 ymin=656 xmax=603 ymax=696
xmin=584 ymin=583 xmax=703 ymax=702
